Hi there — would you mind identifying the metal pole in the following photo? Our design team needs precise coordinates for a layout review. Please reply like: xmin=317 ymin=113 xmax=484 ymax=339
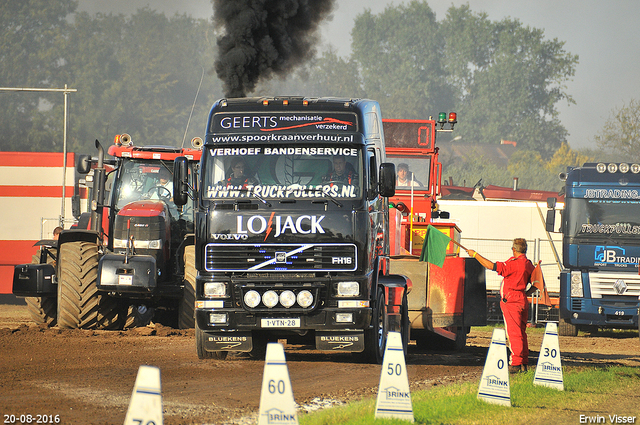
xmin=61 ymin=84 xmax=69 ymax=227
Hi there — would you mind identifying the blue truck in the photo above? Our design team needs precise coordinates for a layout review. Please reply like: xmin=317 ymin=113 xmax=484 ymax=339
xmin=547 ymin=162 xmax=640 ymax=336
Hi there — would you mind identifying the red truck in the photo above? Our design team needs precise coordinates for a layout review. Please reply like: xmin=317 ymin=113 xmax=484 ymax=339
xmin=383 ymin=116 xmax=487 ymax=349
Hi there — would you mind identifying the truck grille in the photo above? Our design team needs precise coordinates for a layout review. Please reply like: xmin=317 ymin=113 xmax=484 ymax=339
xmin=205 ymin=243 xmax=357 ymax=272
xmin=589 ymin=272 xmax=640 ymax=298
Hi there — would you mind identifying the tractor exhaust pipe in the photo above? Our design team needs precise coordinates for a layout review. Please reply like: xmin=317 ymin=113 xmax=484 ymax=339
xmin=90 ymin=139 xmax=106 ymax=237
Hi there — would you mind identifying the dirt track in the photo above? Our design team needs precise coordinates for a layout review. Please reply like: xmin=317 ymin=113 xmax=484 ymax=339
xmin=1 ymin=303 xmax=639 ymax=425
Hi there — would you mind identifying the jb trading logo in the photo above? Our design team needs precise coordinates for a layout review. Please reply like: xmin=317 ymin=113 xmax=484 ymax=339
xmin=595 ymin=246 xmax=625 ymax=263
xmin=594 ymin=246 xmax=639 ymax=265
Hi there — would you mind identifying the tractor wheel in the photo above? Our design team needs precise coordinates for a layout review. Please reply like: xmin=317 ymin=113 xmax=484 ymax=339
xmin=96 ymin=298 xmax=130 ymax=330
xmin=57 ymin=241 xmax=101 ymax=329
xmin=26 ymin=253 xmax=57 ymax=326
xmin=178 ymin=245 xmax=196 ymax=329
xmin=196 ymin=320 xmax=228 ymax=360
xmin=123 ymin=305 xmax=155 ymax=329
xmin=364 ymin=287 xmax=387 ymax=364
xmin=26 ymin=296 xmax=57 ymax=327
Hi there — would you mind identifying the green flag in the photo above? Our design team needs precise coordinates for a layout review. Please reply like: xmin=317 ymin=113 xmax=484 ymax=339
xmin=419 ymin=225 xmax=451 ymax=267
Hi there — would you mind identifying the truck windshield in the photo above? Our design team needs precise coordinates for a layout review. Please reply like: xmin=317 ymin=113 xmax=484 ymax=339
xmin=564 ymin=197 xmax=640 ymax=240
xmin=114 ymin=160 xmax=183 ymax=218
xmin=202 ymin=144 xmax=363 ymax=200
xmin=386 ymin=156 xmax=430 ymax=189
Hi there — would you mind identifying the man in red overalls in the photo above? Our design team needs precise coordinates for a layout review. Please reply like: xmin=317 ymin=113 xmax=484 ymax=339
xmin=467 ymin=238 xmax=535 ymax=373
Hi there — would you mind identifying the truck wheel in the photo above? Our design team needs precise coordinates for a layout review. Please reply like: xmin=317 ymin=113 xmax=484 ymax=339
xmin=365 ymin=287 xmax=387 ymax=364
xmin=558 ymin=317 xmax=578 ymax=336
xmin=178 ymin=245 xmax=196 ymax=329
xmin=248 ymin=332 xmax=270 ymax=359
xmin=401 ymin=291 xmax=410 ymax=355
xmin=195 ymin=321 xmax=228 ymax=360
xmin=444 ymin=326 xmax=468 ymax=351
xmin=26 ymin=296 xmax=57 ymax=327
xmin=57 ymin=241 xmax=100 ymax=329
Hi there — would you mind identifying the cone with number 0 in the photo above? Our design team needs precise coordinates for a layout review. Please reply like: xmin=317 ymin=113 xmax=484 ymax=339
xmin=477 ymin=328 xmax=511 ymax=407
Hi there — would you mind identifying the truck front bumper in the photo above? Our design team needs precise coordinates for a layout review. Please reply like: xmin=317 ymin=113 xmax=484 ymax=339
xmin=561 ymin=298 xmax=639 ymax=328
xmin=195 ymin=306 xmax=373 ymax=352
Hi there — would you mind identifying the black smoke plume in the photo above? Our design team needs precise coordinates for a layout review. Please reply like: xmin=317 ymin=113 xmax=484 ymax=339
xmin=213 ymin=0 xmax=335 ymax=98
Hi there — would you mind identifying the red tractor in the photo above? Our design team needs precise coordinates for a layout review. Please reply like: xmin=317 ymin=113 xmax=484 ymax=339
xmin=13 ymin=135 xmax=202 ymax=329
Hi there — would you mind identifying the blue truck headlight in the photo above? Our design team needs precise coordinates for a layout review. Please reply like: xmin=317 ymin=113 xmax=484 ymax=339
xmin=570 ymin=270 xmax=584 ymax=297
xmin=337 ymin=281 xmax=359 ymax=297
xmin=204 ymin=282 xmax=226 ymax=298
xmin=336 ymin=312 xmax=353 ymax=323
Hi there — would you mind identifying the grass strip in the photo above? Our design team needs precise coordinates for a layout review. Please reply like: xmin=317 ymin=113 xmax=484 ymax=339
xmin=298 ymin=366 xmax=640 ymax=425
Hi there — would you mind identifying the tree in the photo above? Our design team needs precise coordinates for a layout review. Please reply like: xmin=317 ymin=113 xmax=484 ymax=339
xmin=545 ymin=143 xmax=594 ymax=174
xmin=56 ymin=9 xmax=221 ymax=153
xmin=351 ymin=1 xmax=454 ymax=118
xmin=441 ymin=143 xmax=591 ymax=191
xmin=593 ymin=99 xmax=640 ymax=162
xmin=254 ymin=48 xmax=365 ymax=98
xmin=0 ymin=0 xmax=77 ymax=151
xmin=441 ymin=6 xmax=577 ymax=157
xmin=0 ymin=5 xmax=222 ymax=153
xmin=344 ymin=2 xmax=578 ymax=156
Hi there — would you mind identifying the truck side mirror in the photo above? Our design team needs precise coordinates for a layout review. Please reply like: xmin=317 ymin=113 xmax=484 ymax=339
xmin=379 ymin=163 xmax=396 ymax=197
xmin=545 ymin=196 xmax=558 ymax=232
xmin=173 ymin=156 xmax=189 ymax=206
xmin=545 ymin=210 xmax=556 ymax=232
xmin=76 ymin=154 xmax=92 ymax=174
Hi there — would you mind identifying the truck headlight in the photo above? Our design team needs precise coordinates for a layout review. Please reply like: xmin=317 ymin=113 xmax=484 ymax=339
xmin=279 ymin=290 xmax=296 ymax=308
xmin=570 ymin=271 xmax=584 ymax=297
xmin=244 ymin=290 xmax=261 ymax=308
xmin=204 ymin=282 xmax=226 ymax=298
xmin=297 ymin=290 xmax=313 ymax=308
xmin=262 ymin=290 xmax=278 ymax=308
xmin=337 ymin=281 xmax=359 ymax=297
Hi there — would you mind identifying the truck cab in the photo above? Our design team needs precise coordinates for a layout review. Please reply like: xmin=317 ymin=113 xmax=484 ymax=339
xmin=175 ymin=97 xmax=409 ymax=362
xmin=549 ymin=162 xmax=640 ymax=335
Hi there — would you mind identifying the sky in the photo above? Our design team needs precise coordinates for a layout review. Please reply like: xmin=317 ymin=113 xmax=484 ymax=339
xmin=77 ymin=0 xmax=640 ymax=150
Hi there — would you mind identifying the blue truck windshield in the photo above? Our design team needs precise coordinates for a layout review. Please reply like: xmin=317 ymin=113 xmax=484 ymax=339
xmin=202 ymin=144 xmax=363 ymax=200
xmin=564 ymin=197 xmax=640 ymax=240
